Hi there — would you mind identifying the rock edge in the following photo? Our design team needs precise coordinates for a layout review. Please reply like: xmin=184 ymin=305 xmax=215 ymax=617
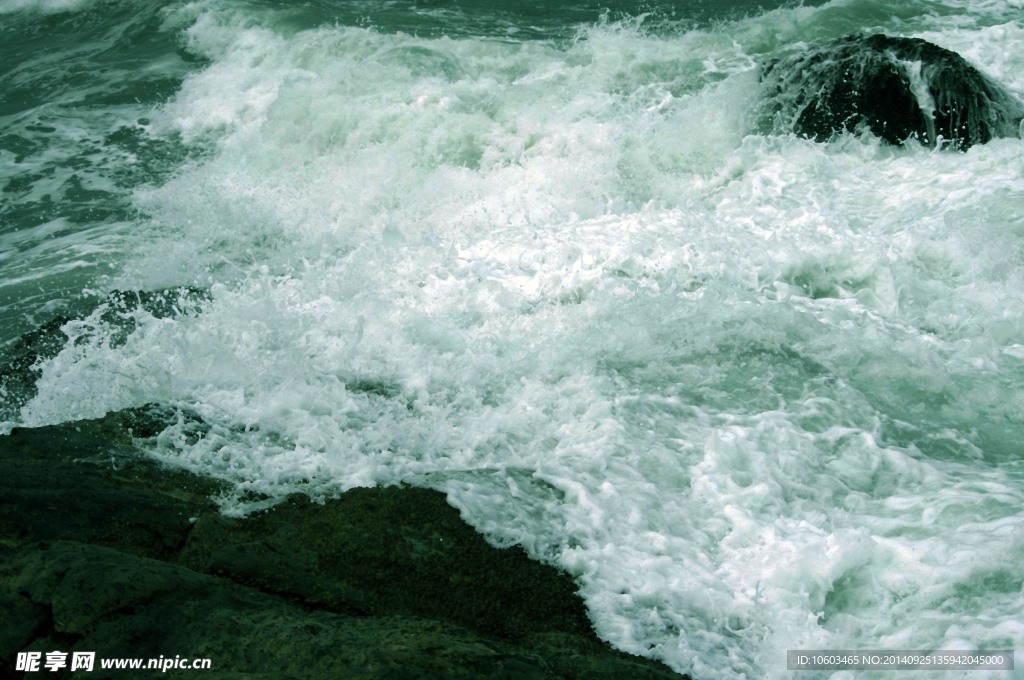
xmin=0 ymin=408 xmax=685 ymax=678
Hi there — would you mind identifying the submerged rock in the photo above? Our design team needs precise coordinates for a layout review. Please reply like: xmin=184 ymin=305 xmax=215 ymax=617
xmin=759 ymin=34 xmax=1024 ymax=150
xmin=0 ymin=410 xmax=685 ymax=678
xmin=0 ymin=287 xmax=209 ymax=422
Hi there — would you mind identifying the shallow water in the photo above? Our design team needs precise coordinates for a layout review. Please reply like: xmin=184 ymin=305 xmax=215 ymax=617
xmin=2 ymin=0 xmax=1023 ymax=677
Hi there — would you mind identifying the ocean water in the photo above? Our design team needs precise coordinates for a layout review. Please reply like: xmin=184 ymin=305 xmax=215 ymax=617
xmin=2 ymin=0 xmax=1023 ymax=677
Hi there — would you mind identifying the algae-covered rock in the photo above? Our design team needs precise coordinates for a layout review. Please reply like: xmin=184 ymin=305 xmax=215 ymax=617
xmin=183 ymin=488 xmax=597 ymax=643
xmin=8 ymin=540 xmax=555 ymax=678
xmin=0 ymin=410 xmax=686 ymax=678
xmin=0 ymin=406 xmax=216 ymax=560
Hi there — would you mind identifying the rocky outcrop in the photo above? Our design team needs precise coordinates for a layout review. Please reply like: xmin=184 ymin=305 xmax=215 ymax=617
xmin=0 ymin=407 xmax=684 ymax=678
xmin=759 ymin=34 xmax=1024 ymax=150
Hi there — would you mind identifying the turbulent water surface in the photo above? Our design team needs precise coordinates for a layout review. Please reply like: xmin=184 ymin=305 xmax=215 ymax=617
xmin=2 ymin=0 xmax=1023 ymax=677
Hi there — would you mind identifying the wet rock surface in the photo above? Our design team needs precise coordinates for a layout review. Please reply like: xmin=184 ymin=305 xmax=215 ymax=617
xmin=759 ymin=34 xmax=1024 ymax=150
xmin=0 ymin=408 xmax=685 ymax=678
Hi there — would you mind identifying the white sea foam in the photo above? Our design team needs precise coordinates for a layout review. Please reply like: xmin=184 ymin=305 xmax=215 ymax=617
xmin=13 ymin=1 xmax=1024 ymax=678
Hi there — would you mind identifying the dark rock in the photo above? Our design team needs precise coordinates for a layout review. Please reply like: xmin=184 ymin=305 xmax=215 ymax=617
xmin=0 ymin=406 xmax=217 ymax=560
xmin=759 ymin=34 xmax=1024 ymax=150
xmin=8 ymin=540 xmax=557 ymax=678
xmin=0 ymin=411 xmax=686 ymax=678
xmin=0 ymin=590 xmax=48 ymax=663
xmin=181 ymin=488 xmax=599 ymax=643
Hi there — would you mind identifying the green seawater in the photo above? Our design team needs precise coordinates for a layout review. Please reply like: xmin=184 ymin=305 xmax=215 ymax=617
xmin=2 ymin=0 xmax=1023 ymax=678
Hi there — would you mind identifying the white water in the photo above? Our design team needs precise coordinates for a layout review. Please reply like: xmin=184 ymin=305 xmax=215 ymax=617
xmin=6 ymin=0 xmax=1024 ymax=677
